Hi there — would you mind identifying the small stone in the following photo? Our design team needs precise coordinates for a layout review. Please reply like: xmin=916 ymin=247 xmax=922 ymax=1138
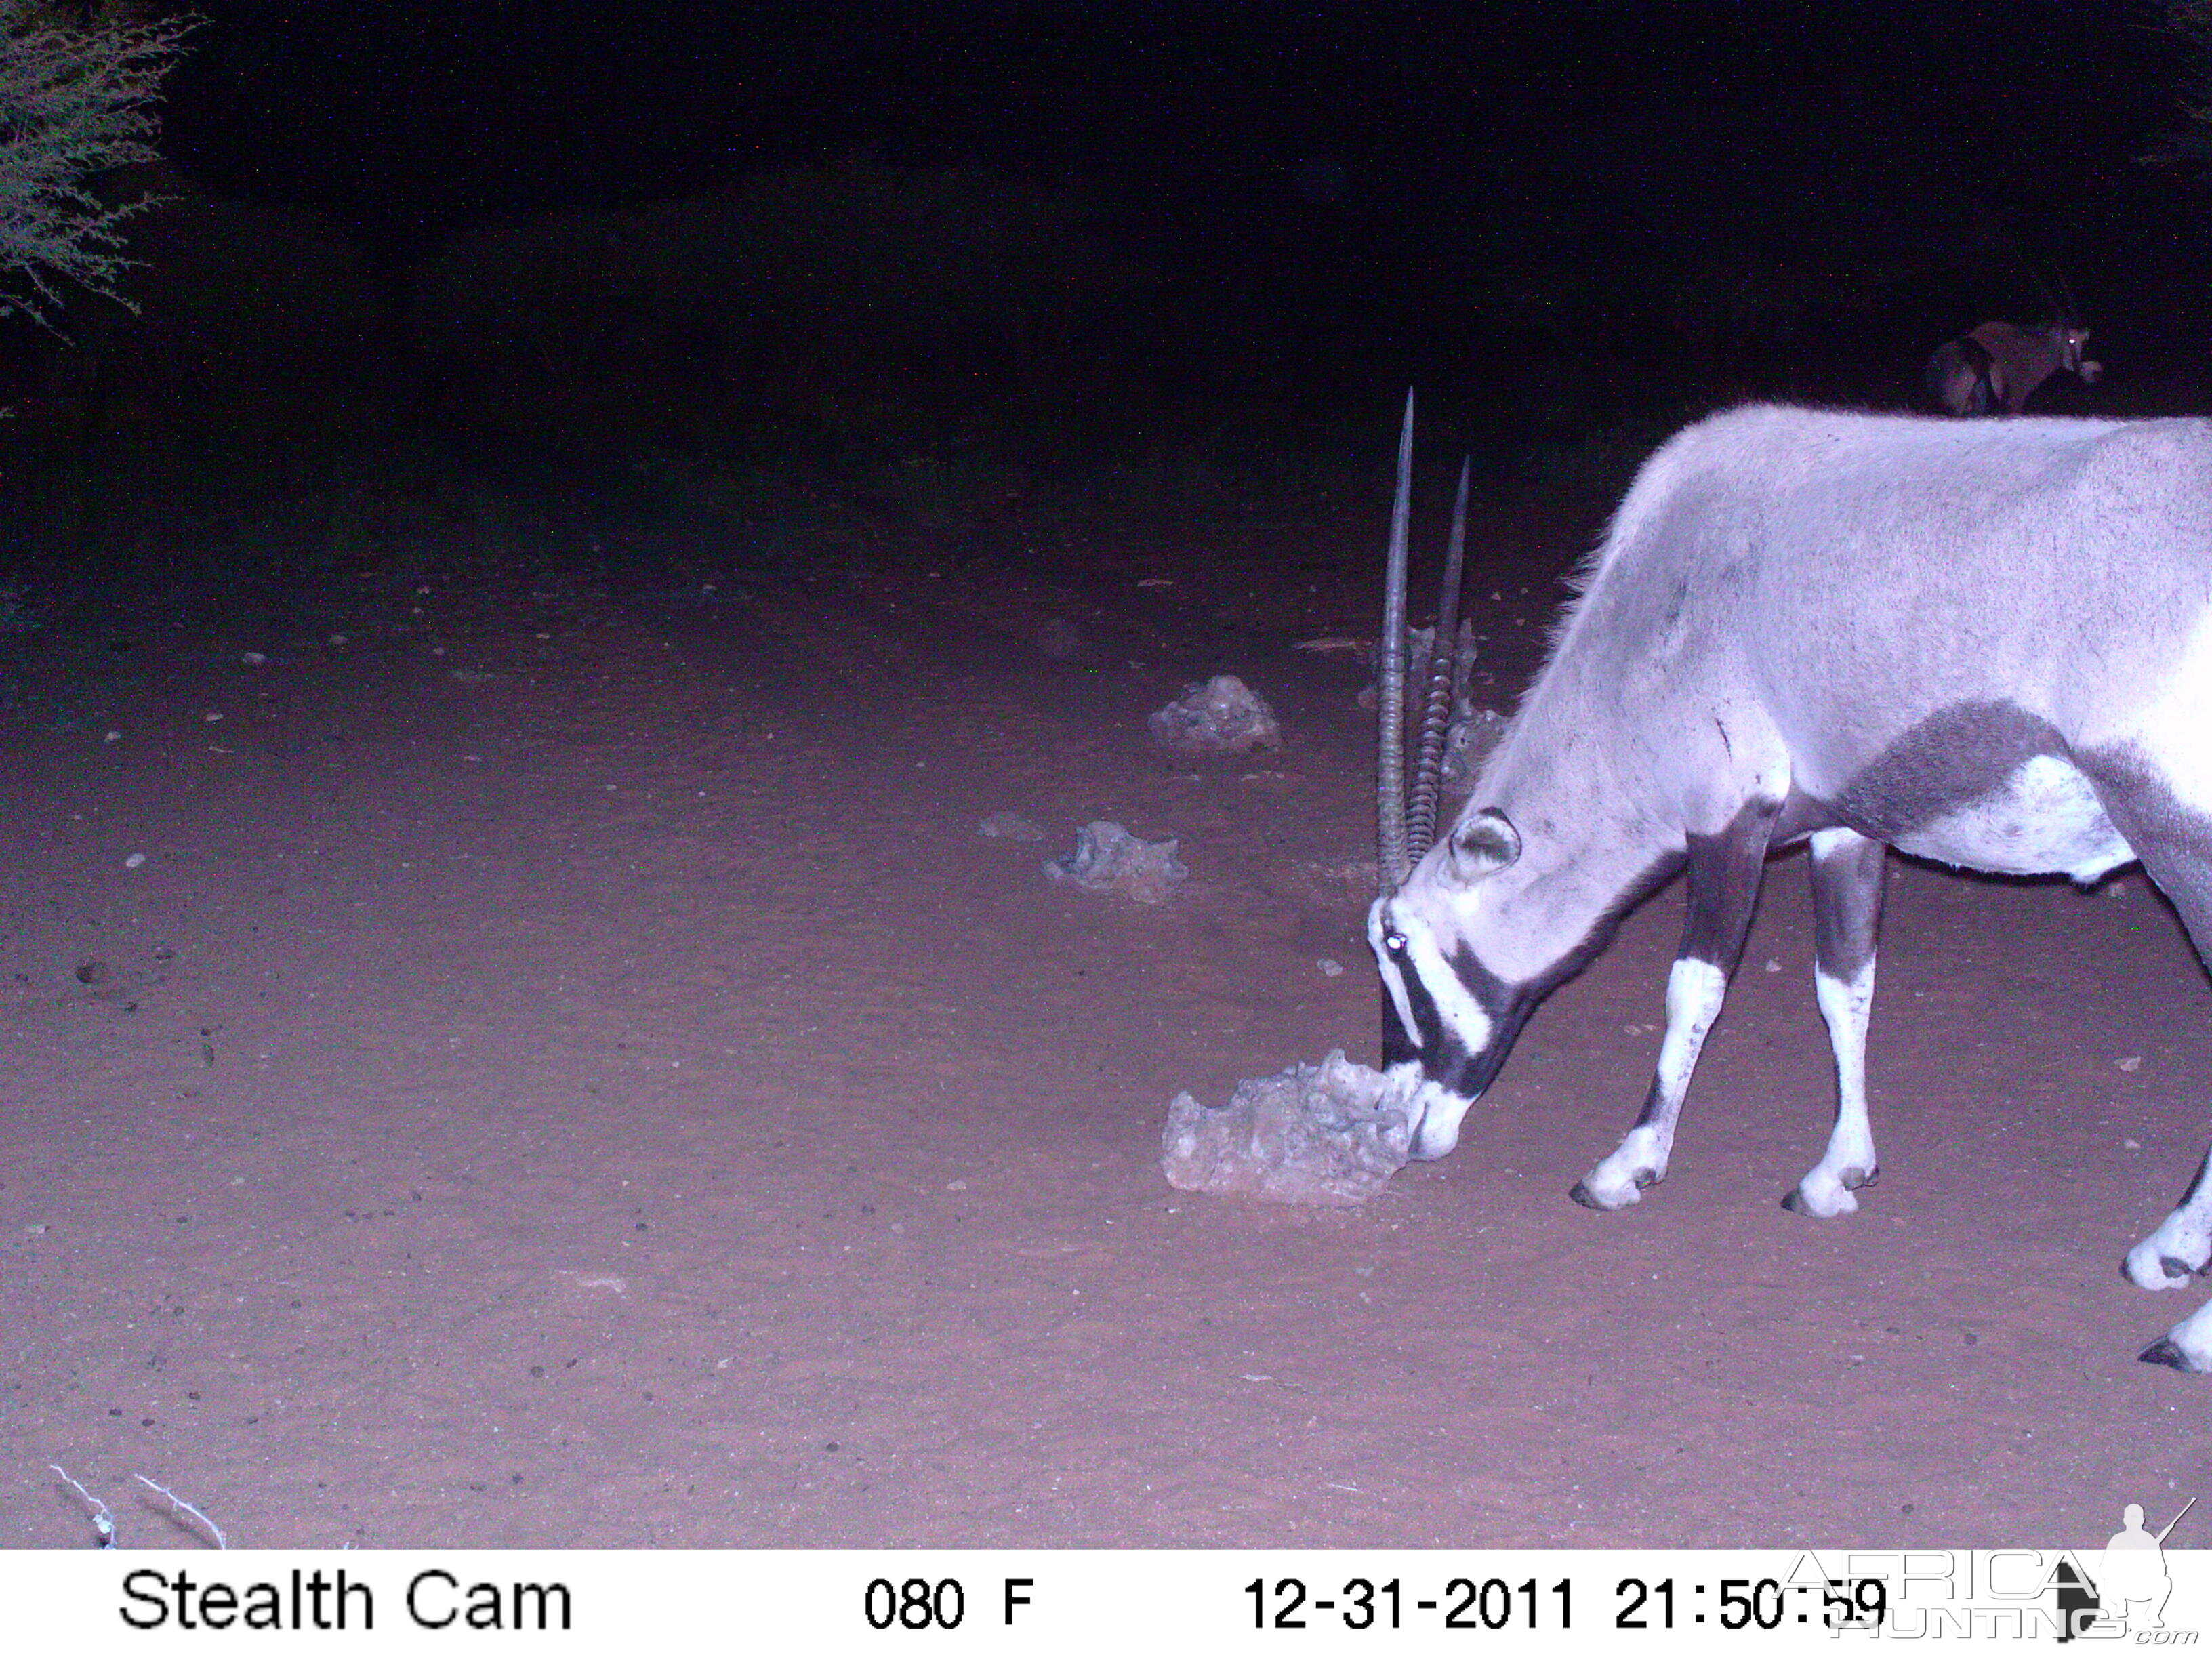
xmin=1149 ymin=675 xmax=1282 ymax=756
xmin=978 ymin=811 xmax=1044 ymax=842
xmin=1045 ymin=821 xmax=1187 ymax=905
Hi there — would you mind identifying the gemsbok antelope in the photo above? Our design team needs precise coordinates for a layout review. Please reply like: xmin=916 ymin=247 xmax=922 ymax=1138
xmin=1926 ymin=321 xmax=2101 ymax=415
xmin=1369 ymin=394 xmax=2212 ymax=1371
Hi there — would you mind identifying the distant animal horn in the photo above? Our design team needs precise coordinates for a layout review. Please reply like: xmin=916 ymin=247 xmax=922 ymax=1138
xmin=1406 ymin=456 xmax=1469 ymax=863
xmin=1377 ymin=390 xmax=1414 ymax=895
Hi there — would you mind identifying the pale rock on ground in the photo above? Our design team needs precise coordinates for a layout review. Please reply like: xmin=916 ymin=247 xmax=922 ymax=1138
xmin=1147 ymin=674 xmax=1282 ymax=756
xmin=1044 ymin=820 xmax=1188 ymax=904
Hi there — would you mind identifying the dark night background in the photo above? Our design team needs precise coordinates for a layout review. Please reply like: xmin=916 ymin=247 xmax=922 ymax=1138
xmin=3 ymin=0 xmax=2207 ymax=564
xmin=15 ymin=2 xmax=2212 ymax=1552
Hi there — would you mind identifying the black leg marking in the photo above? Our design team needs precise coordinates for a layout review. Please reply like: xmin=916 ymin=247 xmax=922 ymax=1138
xmin=1810 ymin=830 xmax=1886 ymax=986
xmin=1788 ymin=828 xmax=1887 ymax=1219
xmin=1574 ymin=798 xmax=1779 ymax=1211
xmin=1680 ymin=801 xmax=1781 ymax=975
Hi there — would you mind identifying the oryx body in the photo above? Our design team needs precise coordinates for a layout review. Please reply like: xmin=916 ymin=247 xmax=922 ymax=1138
xmin=1927 ymin=321 xmax=2100 ymax=415
xmin=1369 ymin=403 xmax=2212 ymax=1370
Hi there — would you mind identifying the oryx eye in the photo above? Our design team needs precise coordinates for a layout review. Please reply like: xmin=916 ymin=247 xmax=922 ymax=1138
xmin=1383 ymin=930 xmax=1408 ymax=957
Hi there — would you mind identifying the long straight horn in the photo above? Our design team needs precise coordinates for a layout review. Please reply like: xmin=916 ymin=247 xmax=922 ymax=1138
xmin=2034 ymin=263 xmax=2070 ymax=325
xmin=1377 ymin=390 xmax=1414 ymax=895
xmin=1406 ymin=455 xmax=1469 ymax=862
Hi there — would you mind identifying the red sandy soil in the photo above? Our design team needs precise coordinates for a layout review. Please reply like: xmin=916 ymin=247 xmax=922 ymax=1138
xmin=2 ymin=488 xmax=2207 ymax=1549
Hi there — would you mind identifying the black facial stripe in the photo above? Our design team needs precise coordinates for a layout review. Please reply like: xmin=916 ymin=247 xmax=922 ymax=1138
xmin=1380 ymin=981 xmax=1417 ymax=1068
xmin=1448 ymin=938 xmax=1513 ymax=1010
xmin=1534 ymin=848 xmax=1688 ymax=994
xmin=1429 ymin=848 xmax=1685 ymax=1097
xmin=1387 ymin=848 xmax=1686 ymax=1099
xmin=1388 ymin=956 xmax=1461 ymax=1074
xmin=1444 ymin=977 xmax=1536 ymax=1099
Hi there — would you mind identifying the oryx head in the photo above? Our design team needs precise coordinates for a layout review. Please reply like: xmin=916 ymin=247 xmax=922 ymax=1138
xmin=1369 ymin=803 xmax=1557 ymax=1158
xmin=2058 ymin=325 xmax=2102 ymax=384
xmin=1366 ymin=407 xmax=1674 ymax=1160
xmin=1366 ymin=395 xmax=1549 ymax=1160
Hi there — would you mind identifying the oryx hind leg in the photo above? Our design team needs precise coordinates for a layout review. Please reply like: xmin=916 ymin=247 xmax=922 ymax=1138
xmin=1572 ymin=800 xmax=1778 ymax=1211
xmin=1785 ymin=828 xmax=1887 ymax=1217
xmin=2116 ymin=836 xmax=2212 ymax=1334
xmin=2085 ymin=758 xmax=2212 ymax=1370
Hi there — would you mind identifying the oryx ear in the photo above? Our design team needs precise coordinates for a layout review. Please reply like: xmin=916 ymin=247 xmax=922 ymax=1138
xmin=1443 ymin=808 xmax=1521 ymax=886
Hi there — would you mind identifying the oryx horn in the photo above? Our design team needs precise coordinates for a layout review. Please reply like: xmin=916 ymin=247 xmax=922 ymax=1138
xmin=1377 ymin=391 xmax=1414 ymax=895
xmin=1406 ymin=457 xmax=1470 ymax=863
xmin=1376 ymin=392 xmax=1473 ymax=895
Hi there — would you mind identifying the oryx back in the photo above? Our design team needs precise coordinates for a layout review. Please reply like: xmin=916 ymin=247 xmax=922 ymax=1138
xmin=1569 ymin=407 xmax=2212 ymax=880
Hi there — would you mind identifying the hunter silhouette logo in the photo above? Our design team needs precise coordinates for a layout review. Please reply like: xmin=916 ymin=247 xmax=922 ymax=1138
xmin=2057 ymin=1496 xmax=2196 ymax=1640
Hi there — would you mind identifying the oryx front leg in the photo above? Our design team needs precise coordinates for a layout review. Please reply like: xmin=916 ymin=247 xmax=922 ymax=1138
xmin=1786 ymin=828 xmax=1887 ymax=1217
xmin=1570 ymin=958 xmax=1729 ymax=1209
xmin=1571 ymin=800 xmax=1776 ymax=1212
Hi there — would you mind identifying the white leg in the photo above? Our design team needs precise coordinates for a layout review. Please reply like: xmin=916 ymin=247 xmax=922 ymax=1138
xmin=1573 ymin=958 xmax=1727 ymax=1210
xmin=1788 ymin=961 xmax=1880 ymax=1216
xmin=1786 ymin=827 xmax=1886 ymax=1218
xmin=2080 ymin=764 xmax=2212 ymax=1369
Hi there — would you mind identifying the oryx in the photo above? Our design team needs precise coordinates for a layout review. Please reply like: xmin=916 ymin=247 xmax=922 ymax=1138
xmin=1926 ymin=321 xmax=2101 ymax=416
xmin=1368 ymin=396 xmax=2212 ymax=1370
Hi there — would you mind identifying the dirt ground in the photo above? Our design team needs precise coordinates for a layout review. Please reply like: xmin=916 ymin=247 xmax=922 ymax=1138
xmin=3 ymin=470 xmax=2208 ymax=1551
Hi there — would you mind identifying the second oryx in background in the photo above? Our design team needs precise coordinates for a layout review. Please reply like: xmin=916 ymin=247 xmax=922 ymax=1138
xmin=1926 ymin=320 xmax=2101 ymax=415
xmin=1368 ymin=396 xmax=2212 ymax=1371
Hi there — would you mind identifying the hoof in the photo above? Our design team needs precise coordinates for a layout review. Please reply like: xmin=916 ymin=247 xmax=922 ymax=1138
xmin=2123 ymin=1240 xmax=2200 ymax=1292
xmin=1569 ymin=1168 xmax=1656 ymax=1211
xmin=1782 ymin=1179 xmax=1860 ymax=1218
xmin=2139 ymin=1336 xmax=2207 ymax=1373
